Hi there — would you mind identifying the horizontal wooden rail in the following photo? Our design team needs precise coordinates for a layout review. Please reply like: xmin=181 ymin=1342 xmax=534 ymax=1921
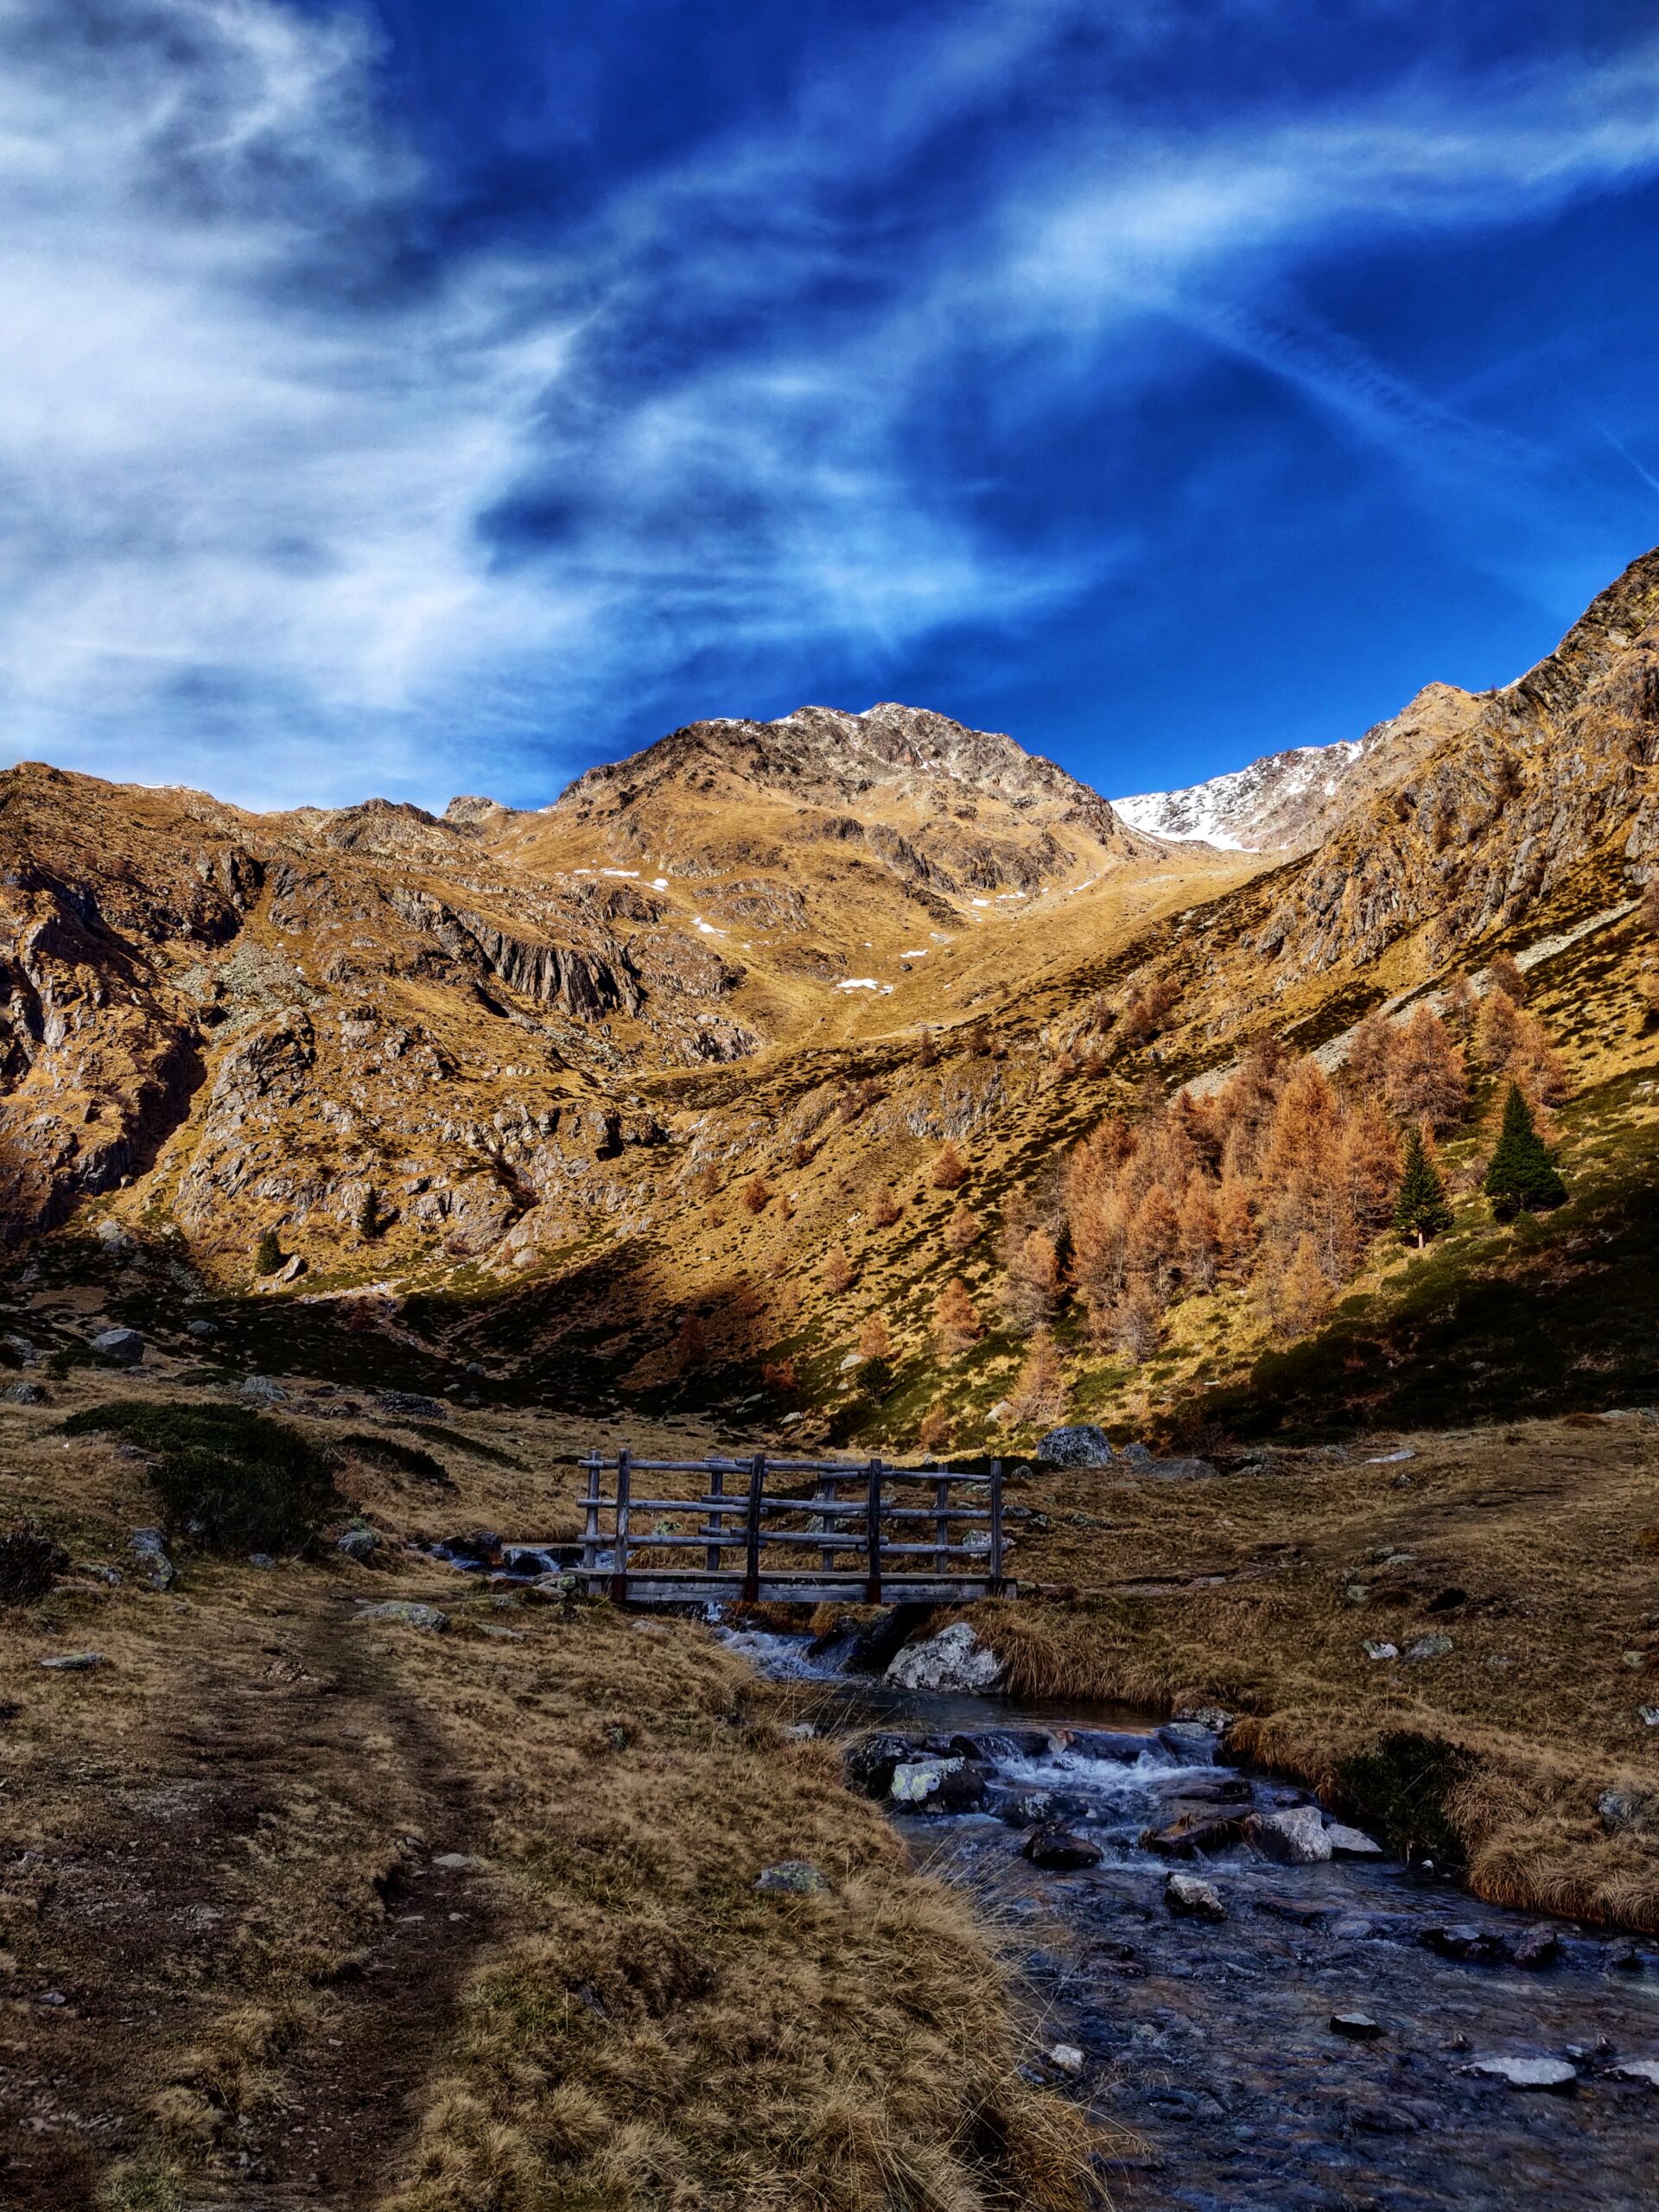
xmin=575 ymin=1447 xmax=1011 ymax=1606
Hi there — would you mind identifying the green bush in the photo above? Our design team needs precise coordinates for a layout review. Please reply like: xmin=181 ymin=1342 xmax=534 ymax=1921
xmin=62 ymin=1401 xmax=338 ymax=1554
xmin=338 ymin=1432 xmax=452 ymax=1486
xmin=1335 ymin=1730 xmax=1473 ymax=1868
xmin=253 ymin=1228 xmax=283 ymax=1275
xmin=0 ymin=1524 xmax=67 ymax=1605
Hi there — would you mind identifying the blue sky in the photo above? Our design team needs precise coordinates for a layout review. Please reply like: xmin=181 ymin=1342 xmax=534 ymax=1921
xmin=4 ymin=2 xmax=1659 ymax=812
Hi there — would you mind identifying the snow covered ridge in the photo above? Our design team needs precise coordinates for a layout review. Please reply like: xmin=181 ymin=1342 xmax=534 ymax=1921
xmin=1112 ymin=739 xmax=1363 ymax=853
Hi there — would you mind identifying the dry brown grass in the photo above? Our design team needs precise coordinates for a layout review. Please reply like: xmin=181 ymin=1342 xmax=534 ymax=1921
xmin=0 ymin=1367 xmax=1095 ymax=2208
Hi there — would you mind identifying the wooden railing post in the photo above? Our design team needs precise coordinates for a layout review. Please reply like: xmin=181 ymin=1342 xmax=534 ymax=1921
xmin=742 ymin=1452 xmax=766 ymax=1602
xmin=864 ymin=1458 xmax=884 ymax=1604
xmin=609 ymin=1448 xmax=632 ymax=1603
xmin=931 ymin=1464 xmax=950 ymax=1577
xmin=581 ymin=1448 xmax=602 ymax=1580
xmin=989 ymin=1457 xmax=1004 ymax=1595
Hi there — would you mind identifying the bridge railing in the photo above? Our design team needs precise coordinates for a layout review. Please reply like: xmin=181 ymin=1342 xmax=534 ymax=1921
xmin=575 ymin=1450 xmax=1009 ymax=1605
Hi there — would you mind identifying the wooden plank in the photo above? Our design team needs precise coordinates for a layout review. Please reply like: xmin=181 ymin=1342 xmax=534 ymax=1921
xmin=608 ymin=1447 xmax=632 ymax=1603
xmin=582 ymin=1495 xmax=990 ymax=1520
xmin=574 ymin=1573 xmax=1011 ymax=1605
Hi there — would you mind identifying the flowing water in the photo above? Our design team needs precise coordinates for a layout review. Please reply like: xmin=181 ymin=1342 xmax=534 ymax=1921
xmin=728 ymin=1629 xmax=1659 ymax=2212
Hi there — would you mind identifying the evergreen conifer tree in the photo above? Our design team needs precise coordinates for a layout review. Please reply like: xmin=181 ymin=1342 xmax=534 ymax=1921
xmin=254 ymin=1227 xmax=283 ymax=1275
xmin=1483 ymin=1083 xmax=1567 ymax=1220
xmin=356 ymin=1188 xmax=380 ymax=1242
xmin=1392 ymin=1127 xmax=1453 ymax=1248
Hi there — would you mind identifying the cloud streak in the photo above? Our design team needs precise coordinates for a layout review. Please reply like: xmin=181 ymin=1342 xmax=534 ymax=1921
xmin=2 ymin=0 xmax=1659 ymax=806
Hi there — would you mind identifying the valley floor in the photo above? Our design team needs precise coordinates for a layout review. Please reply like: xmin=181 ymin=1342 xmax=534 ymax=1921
xmin=6 ymin=1362 xmax=1659 ymax=2207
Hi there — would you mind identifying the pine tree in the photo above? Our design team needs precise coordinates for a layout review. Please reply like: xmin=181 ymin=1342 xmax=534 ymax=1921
xmin=856 ymin=1312 xmax=893 ymax=1361
xmin=870 ymin=1185 xmax=900 ymax=1227
xmin=254 ymin=1227 xmax=283 ymax=1275
xmin=944 ymin=1202 xmax=980 ymax=1254
xmin=1392 ymin=1126 xmax=1453 ymax=1249
xmin=931 ymin=1142 xmax=969 ymax=1191
xmin=822 ymin=1244 xmax=855 ymax=1295
xmin=1007 ymin=1326 xmax=1069 ymax=1425
xmin=356 ymin=1187 xmax=380 ymax=1242
xmin=1483 ymin=1083 xmax=1567 ymax=1220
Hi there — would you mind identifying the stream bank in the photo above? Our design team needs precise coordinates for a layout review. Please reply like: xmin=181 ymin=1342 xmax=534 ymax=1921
xmin=732 ymin=1625 xmax=1659 ymax=2212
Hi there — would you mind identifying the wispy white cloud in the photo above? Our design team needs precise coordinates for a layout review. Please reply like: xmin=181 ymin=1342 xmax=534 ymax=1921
xmin=2 ymin=1 xmax=1659 ymax=807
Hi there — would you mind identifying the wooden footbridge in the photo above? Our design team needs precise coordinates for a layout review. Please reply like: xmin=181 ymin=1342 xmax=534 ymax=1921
xmin=576 ymin=1450 xmax=1013 ymax=1605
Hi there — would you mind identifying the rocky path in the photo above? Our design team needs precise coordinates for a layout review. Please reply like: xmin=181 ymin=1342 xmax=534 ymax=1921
xmin=0 ymin=1589 xmax=489 ymax=2210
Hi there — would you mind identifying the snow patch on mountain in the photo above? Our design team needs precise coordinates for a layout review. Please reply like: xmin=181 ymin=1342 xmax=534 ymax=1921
xmin=1112 ymin=741 xmax=1363 ymax=852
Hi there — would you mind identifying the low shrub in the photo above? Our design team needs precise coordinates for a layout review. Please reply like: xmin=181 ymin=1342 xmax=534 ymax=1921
xmin=0 ymin=1524 xmax=67 ymax=1605
xmin=337 ymin=1432 xmax=452 ymax=1486
xmin=61 ymin=1401 xmax=338 ymax=1554
xmin=1335 ymin=1729 xmax=1474 ymax=1869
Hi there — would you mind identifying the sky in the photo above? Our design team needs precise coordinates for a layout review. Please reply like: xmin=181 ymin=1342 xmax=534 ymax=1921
xmin=4 ymin=1 xmax=1659 ymax=813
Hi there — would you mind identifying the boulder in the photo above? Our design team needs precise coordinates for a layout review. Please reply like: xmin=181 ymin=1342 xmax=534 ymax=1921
xmin=1035 ymin=1425 xmax=1114 ymax=1467
xmin=1324 ymin=1821 xmax=1384 ymax=1857
xmin=185 ymin=1319 xmax=218 ymax=1339
xmin=1245 ymin=1807 xmax=1332 ymax=1865
xmin=885 ymin=1620 xmax=1006 ymax=1694
xmin=3 ymin=1382 xmax=45 ymax=1405
xmin=276 ymin=1254 xmax=306 ymax=1282
xmin=1465 ymin=2056 xmax=1576 ymax=2090
xmin=1021 ymin=1824 xmax=1103 ymax=1871
xmin=336 ymin=1526 xmax=381 ymax=1565
xmin=1066 ymin=1729 xmax=1157 ymax=1763
xmin=441 ymin=1531 xmax=505 ymax=1569
xmin=1363 ymin=1641 xmax=1399 ymax=1662
xmin=128 ymin=1529 xmax=175 ymax=1592
xmin=1157 ymin=1721 xmax=1219 ymax=1763
xmin=1421 ymin=1923 xmax=1504 ymax=1962
xmin=843 ymin=1733 xmax=915 ymax=1798
xmin=1612 ymin=2059 xmax=1659 ymax=2087
xmin=1330 ymin=2012 xmax=1384 ymax=2040
xmin=889 ymin=1756 xmax=962 ymax=1806
xmin=1174 ymin=1703 xmax=1235 ymax=1733
xmin=91 ymin=1327 xmax=144 ymax=1365
xmin=3 ymin=1334 xmax=39 ymax=1363
xmin=1046 ymin=2044 xmax=1084 ymax=2076
xmin=754 ymin=1860 xmax=830 ymax=1896
xmin=1140 ymin=1810 xmax=1248 ymax=1858
xmin=1164 ymin=1871 xmax=1226 ymax=1920
xmin=353 ymin=1600 xmax=448 ymax=1632
xmin=39 ymin=1650 xmax=105 ymax=1671
xmin=240 ymin=1375 xmax=288 ymax=1405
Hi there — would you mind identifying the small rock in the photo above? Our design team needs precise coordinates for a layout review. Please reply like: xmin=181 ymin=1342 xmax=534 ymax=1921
xmin=374 ymin=1389 xmax=448 ymax=1422
xmin=1331 ymin=2012 xmax=1384 ymax=2040
xmin=1508 ymin=1926 xmax=1561 ymax=1968
xmin=1021 ymin=1824 xmax=1103 ymax=1872
xmin=96 ymin=1219 xmax=134 ymax=1254
xmin=1174 ymin=1704 xmax=1234 ymax=1733
xmin=336 ymin=1526 xmax=381 ymax=1565
xmin=1405 ymin=1634 xmax=1454 ymax=1662
xmin=1324 ymin=1821 xmax=1383 ymax=1857
xmin=1140 ymin=1810 xmax=1246 ymax=1857
xmin=838 ymin=1351 xmax=865 ymax=1371
xmin=240 ymin=1376 xmax=288 ymax=1404
xmin=1363 ymin=1641 xmax=1399 ymax=1662
xmin=1157 ymin=1721 xmax=1218 ymax=1763
xmin=353 ymin=1600 xmax=448 ymax=1632
xmin=1612 ymin=2058 xmax=1659 ymax=2087
xmin=885 ymin=1621 xmax=1006 ymax=1695
xmin=1164 ymin=1871 xmax=1226 ymax=1919
xmin=431 ymin=1853 xmax=482 ymax=1871
xmin=248 ymin=1553 xmax=275 ymax=1570
xmin=890 ymin=1756 xmax=963 ymax=1804
xmin=1366 ymin=1447 xmax=1416 ymax=1464
xmin=1035 ymin=1424 xmax=1114 ymax=1466
xmin=1640 ymin=1707 xmax=1659 ymax=1727
xmin=39 ymin=1651 xmax=105 ymax=1671
xmin=479 ymin=1624 xmax=526 ymax=1641
xmin=1598 ymin=1787 xmax=1646 ymax=1831
xmin=276 ymin=1254 xmax=306 ymax=1281
xmin=842 ymin=1732 xmax=913 ymax=1798
xmin=90 ymin=1326 xmax=143 ymax=1364
xmin=1421 ymin=1923 xmax=1504 ymax=1962
xmin=754 ymin=1860 xmax=829 ymax=1896
xmin=1046 ymin=2043 xmax=1084 ymax=2076
xmin=1465 ymin=2056 xmax=1576 ymax=2090
xmin=2 ymin=1382 xmax=45 ymax=1405
xmin=1120 ymin=1440 xmax=1154 ymax=1465
xmin=185 ymin=1318 xmax=218 ymax=1338
xmin=128 ymin=1529 xmax=175 ymax=1592
xmin=3 ymin=1333 xmax=39 ymax=1364
xmin=1245 ymin=1807 xmax=1332 ymax=1865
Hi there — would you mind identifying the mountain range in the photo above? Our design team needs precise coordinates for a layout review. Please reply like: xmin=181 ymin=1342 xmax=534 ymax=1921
xmin=2 ymin=543 xmax=1656 ymax=1428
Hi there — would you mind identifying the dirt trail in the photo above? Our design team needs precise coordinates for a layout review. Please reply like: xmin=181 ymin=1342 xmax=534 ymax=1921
xmin=0 ymin=1587 xmax=488 ymax=2211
